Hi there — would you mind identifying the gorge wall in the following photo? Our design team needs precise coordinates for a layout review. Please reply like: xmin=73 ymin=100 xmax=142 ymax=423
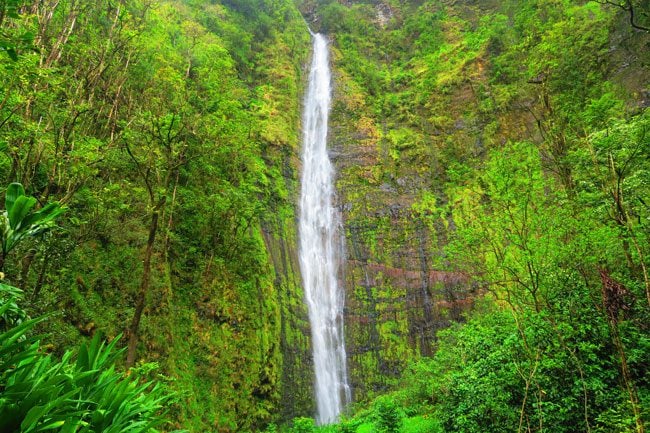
xmin=306 ymin=0 xmax=650 ymax=401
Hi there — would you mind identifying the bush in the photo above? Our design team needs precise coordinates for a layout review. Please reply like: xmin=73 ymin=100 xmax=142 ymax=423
xmin=0 ymin=283 xmax=179 ymax=433
xmin=372 ymin=397 xmax=404 ymax=433
xmin=291 ymin=417 xmax=315 ymax=433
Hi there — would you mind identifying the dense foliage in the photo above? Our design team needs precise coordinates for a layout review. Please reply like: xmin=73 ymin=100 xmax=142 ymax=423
xmin=0 ymin=0 xmax=312 ymax=430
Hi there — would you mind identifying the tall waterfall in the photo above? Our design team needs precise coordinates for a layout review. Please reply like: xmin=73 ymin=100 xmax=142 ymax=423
xmin=299 ymin=33 xmax=351 ymax=425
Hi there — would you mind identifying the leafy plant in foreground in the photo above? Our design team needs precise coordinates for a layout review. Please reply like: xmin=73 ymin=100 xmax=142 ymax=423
xmin=0 ymin=283 xmax=179 ymax=433
xmin=0 ymin=182 xmax=65 ymax=271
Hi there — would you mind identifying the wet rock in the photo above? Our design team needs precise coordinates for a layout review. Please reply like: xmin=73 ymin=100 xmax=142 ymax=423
xmin=640 ymin=89 xmax=650 ymax=108
xmin=379 ymin=182 xmax=396 ymax=193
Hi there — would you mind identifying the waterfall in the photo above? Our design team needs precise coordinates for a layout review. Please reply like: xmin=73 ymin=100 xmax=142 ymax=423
xmin=299 ymin=33 xmax=351 ymax=425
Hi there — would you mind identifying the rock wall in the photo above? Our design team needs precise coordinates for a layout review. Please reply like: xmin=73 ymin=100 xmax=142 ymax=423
xmin=328 ymin=65 xmax=479 ymax=399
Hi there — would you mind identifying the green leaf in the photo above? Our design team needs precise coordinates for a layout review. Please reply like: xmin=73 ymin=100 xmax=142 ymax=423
xmin=39 ymin=420 xmax=66 ymax=430
xmin=21 ymin=203 xmax=65 ymax=231
xmin=76 ymin=342 xmax=89 ymax=371
xmin=0 ymin=282 xmax=23 ymax=299
xmin=5 ymin=182 xmax=25 ymax=213
xmin=8 ymin=195 xmax=37 ymax=229
xmin=86 ymin=333 xmax=102 ymax=370
xmin=21 ymin=405 xmax=49 ymax=431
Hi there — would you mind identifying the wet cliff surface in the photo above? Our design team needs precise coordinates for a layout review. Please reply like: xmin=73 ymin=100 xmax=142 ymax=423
xmin=312 ymin=0 xmax=650 ymax=401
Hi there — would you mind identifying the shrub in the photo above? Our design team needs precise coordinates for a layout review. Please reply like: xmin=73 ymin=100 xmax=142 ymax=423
xmin=291 ymin=417 xmax=316 ymax=433
xmin=0 ymin=283 xmax=179 ymax=433
xmin=372 ymin=397 xmax=404 ymax=433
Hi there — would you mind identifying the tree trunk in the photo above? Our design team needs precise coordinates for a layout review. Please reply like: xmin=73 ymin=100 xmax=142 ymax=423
xmin=126 ymin=205 xmax=160 ymax=368
xmin=19 ymin=249 xmax=36 ymax=289
xmin=611 ymin=324 xmax=645 ymax=433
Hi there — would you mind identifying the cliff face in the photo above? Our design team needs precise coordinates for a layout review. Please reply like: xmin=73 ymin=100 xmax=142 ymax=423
xmin=261 ymin=193 xmax=315 ymax=420
xmin=329 ymin=54 xmax=479 ymax=398
xmin=314 ymin=0 xmax=650 ymax=401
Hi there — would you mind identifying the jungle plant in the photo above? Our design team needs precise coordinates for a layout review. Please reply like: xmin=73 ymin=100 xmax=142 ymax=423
xmin=372 ymin=397 xmax=404 ymax=433
xmin=0 ymin=283 xmax=178 ymax=433
xmin=0 ymin=183 xmax=65 ymax=271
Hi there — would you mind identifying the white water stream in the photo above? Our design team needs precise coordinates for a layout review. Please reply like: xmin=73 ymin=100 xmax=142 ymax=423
xmin=299 ymin=33 xmax=351 ymax=425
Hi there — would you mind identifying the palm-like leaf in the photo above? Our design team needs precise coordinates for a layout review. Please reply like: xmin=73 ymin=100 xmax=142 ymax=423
xmin=0 ymin=183 xmax=65 ymax=263
xmin=4 ymin=183 xmax=24 ymax=214
xmin=1 ymin=290 xmax=180 ymax=433
xmin=8 ymin=196 xmax=37 ymax=230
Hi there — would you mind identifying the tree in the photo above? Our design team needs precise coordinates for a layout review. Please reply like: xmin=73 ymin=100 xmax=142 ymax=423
xmin=122 ymin=112 xmax=189 ymax=368
xmin=596 ymin=0 xmax=650 ymax=32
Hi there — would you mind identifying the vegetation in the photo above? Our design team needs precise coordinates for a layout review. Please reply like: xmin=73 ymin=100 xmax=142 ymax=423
xmin=0 ymin=284 xmax=175 ymax=433
xmin=0 ymin=0 xmax=648 ymax=432
xmin=0 ymin=0 xmax=312 ymax=430
xmin=0 ymin=183 xmax=174 ymax=432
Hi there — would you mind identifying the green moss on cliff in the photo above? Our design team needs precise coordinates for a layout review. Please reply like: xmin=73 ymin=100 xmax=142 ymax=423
xmin=311 ymin=0 xmax=649 ymax=409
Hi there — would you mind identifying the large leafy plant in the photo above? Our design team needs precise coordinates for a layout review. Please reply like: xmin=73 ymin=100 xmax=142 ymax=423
xmin=0 ymin=182 xmax=65 ymax=271
xmin=0 ymin=284 xmax=179 ymax=433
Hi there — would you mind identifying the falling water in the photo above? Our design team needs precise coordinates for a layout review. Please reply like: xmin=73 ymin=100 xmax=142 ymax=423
xmin=299 ymin=33 xmax=351 ymax=425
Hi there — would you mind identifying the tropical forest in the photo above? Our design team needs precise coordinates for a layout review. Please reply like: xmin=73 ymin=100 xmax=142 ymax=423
xmin=0 ymin=0 xmax=648 ymax=432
